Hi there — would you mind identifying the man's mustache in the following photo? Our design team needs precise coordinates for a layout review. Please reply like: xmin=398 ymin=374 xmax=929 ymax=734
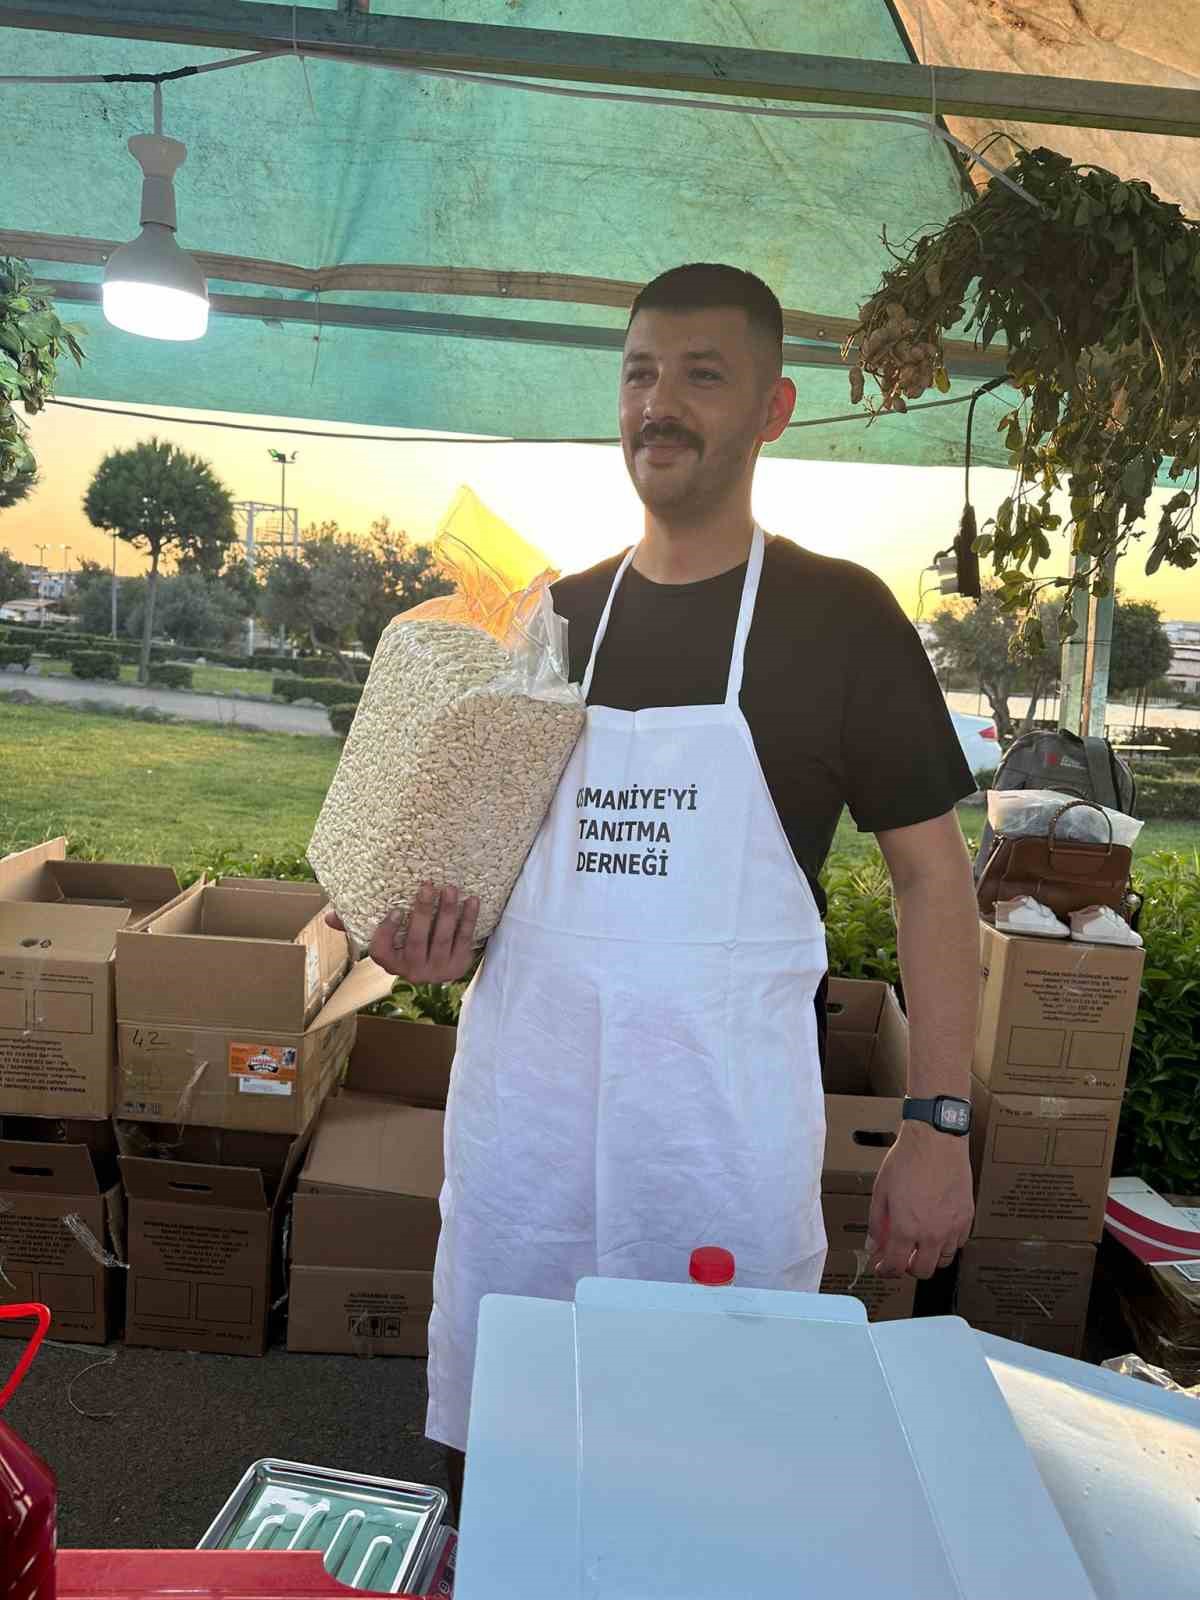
xmin=637 ymin=423 xmax=703 ymax=454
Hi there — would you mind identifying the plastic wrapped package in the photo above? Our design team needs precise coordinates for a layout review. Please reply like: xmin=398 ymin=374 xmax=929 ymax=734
xmin=1100 ymin=1353 xmax=1200 ymax=1396
xmin=986 ymin=789 xmax=1144 ymax=847
xmin=309 ymin=562 xmax=585 ymax=949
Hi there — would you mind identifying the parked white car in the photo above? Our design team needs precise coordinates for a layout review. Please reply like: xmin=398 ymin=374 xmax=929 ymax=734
xmin=950 ymin=709 xmax=1001 ymax=782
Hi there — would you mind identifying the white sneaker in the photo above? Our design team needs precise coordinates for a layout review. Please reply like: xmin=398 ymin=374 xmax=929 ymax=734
xmin=995 ymin=896 xmax=1071 ymax=939
xmin=1069 ymin=905 xmax=1143 ymax=947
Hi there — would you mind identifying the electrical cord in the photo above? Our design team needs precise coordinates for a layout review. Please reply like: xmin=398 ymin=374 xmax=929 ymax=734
xmin=0 ymin=42 xmax=1042 ymax=210
xmin=46 ymin=383 xmax=1003 ymax=444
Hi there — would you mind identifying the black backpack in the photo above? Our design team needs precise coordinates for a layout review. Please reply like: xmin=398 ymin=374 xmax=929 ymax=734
xmin=973 ymin=730 xmax=1137 ymax=885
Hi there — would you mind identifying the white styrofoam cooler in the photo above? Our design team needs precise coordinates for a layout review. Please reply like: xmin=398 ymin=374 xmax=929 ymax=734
xmin=454 ymin=1281 xmax=1101 ymax=1600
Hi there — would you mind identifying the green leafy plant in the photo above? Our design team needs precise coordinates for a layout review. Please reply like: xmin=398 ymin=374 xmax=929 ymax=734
xmin=0 ymin=256 xmax=84 ymax=489
xmin=1120 ymin=852 xmax=1200 ymax=1188
xmin=328 ymin=702 xmax=357 ymax=739
xmin=364 ymin=978 xmax=471 ymax=1027
xmin=845 ymin=148 xmax=1200 ymax=635
xmin=181 ymin=847 xmax=319 ymax=889
xmin=69 ymin=649 xmax=120 ymax=681
xmin=0 ymin=644 xmax=32 ymax=670
xmin=821 ymin=853 xmax=900 ymax=985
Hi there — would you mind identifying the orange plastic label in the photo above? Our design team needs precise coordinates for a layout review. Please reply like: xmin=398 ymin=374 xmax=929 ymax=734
xmin=228 ymin=1042 xmax=297 ymax=1097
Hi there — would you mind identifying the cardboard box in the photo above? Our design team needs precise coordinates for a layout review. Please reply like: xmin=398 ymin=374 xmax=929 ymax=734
xmin=1 ymin=1113 xmax=118 ymax=1160
xmin=287 ymin=1208 xmax=435 ymax=1356
xmin=820 ymin=1248 xmax=916 ymax=1321
xmin=344 ymin=1013 xmax=455 ymax=1109
xmin=115 ymin=884 xmax=392 ymax=1132
xmin=286 ymin=1016 xmax=454 ymax=1356
xmin=971 ymin=1078 xmax=1120 ymax=1242
xmin=121 ymin=1128 xmax=311 ymax=1355
xmin=0 ymin=1137 xmax=124 ymax=1343
xmin=956 ymin=1239 xmax=1096 ymax=1358
xmin=974 ymin=923 xmax=1144 ymax=1100
xmin=0 ymin=839 xmax=186 ymax=1118
xmin=822 ymin=978 xmax=907 ymax=1194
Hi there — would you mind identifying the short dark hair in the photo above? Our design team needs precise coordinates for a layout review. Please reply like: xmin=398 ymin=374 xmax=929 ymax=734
xmin=628 ymin=263 xmax=783 ymax=362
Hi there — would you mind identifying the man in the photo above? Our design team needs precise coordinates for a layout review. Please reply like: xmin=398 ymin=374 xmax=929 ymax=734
xmin=343 ymin=264 xmax=980 ymax=1515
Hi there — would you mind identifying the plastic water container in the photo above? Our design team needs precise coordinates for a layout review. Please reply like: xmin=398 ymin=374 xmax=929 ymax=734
xmin=689 ymin=1247 xmax=735 ymax=1286
xmin=0 ymin=1304 xmax=56 ymax=1600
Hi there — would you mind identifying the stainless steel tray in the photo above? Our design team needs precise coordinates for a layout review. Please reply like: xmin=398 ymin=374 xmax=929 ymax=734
xmin=198 ymin=1458 xmax=447 ymax=1594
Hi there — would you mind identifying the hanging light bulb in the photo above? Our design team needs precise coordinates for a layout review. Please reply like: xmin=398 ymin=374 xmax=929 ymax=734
xmin=102 ymin=89 xmax=208 ymax=341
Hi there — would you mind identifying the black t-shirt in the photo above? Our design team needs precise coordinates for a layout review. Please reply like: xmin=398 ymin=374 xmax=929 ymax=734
xmin=551 ymin=535 xmax=974 ymax=916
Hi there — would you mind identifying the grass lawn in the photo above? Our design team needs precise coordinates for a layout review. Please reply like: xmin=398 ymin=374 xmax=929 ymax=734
xmin=2 ymin=701 xmax=1195 ymax=877
xmin=30 ymin=656 xmax=276 ymax=697
xmin=0 ymin=701 xmax=340 ymax=870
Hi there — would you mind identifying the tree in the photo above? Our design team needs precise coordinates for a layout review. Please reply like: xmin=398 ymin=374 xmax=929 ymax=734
xmin=259 ymin=525 xmax=370 ymax=677
xmin=1109 ymin=599 xmax=1173 ymax=725
xmin=138 ymin=572 xmax=248 ymax=650
xmin=358 ymin=517 xmax=452 ymax=655
xmin=83 ymin=438 xmax=236 ymax=683
xmin=929 ymin=587 xmax=1060 ymax=741
xmin=0 ymin=464 xmax=37 ymax=511
xmin=0 ymin=546 xmax=26 ymax=607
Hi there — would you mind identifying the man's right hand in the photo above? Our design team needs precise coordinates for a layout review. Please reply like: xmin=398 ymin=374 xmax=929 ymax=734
xmin=325 ymin=883 xmax=480 ymax=982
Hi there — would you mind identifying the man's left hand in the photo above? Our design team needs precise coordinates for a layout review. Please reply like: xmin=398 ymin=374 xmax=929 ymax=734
xmin=866 ymin=1123 xmax=974 ymax=1279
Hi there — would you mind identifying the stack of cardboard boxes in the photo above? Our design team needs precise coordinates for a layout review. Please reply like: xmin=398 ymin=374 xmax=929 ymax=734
xmin=819 ymin=977 xmax=915 ymax=1321
xmin=112 ymin=877 xmax=390 ymax=1354
xmin=0 ymin=840 xmax=186 ymax=1345
xmin=287 ymin=1015 xmax=455 ymax=1357
xmin=0 ymin=840 xmax=393 ymax=1354
xmin=956 ymin=922 xmax=1145 ymax=1357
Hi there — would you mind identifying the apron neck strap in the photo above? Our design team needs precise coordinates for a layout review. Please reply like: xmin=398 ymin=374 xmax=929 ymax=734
xmin=725 ymin=524 xmax=765 ymax=705
xmin=581 ymin=525 xmax=766 ymax=706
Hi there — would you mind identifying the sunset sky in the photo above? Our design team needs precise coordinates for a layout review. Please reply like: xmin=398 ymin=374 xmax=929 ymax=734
xmin=4 ymin=396 xmax=1200 ymax=623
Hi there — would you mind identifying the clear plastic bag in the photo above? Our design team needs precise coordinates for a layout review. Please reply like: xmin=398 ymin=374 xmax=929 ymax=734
xmin=309 ymin=500 xmax=585 ymax=947
xmin=986 ymin=789 xmax=1144 ymax=848
xmin=1100 ymin=1353 xmax=1199 ymax=1397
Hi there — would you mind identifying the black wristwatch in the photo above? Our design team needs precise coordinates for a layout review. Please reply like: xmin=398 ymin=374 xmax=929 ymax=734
xmin=902 ymin=1095 xmax=972 ymax=1136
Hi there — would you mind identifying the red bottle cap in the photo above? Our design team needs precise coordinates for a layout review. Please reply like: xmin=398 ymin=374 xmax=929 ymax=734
xmin=689 ymin=1246 xmax=735 ymax=1286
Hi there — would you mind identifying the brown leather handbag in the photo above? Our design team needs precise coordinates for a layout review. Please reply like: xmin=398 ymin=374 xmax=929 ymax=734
xmin=976 ymin=798 xmax=1132 ymax=921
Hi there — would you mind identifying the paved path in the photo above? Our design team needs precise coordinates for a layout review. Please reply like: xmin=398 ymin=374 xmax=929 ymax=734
xmin=0 ymin=667 xmax=334 ymax=736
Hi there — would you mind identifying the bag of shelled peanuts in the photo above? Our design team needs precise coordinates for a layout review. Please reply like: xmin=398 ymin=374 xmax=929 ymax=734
xmin=308 ymin=538 xmax=585 ymax=948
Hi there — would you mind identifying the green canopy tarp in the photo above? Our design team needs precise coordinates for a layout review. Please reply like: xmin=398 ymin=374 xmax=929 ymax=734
xmin=1 ymin=2 xmax=1018 ymax=464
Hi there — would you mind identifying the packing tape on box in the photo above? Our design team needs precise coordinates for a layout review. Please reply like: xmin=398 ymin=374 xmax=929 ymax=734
xmin=172 ymin=1049 xmax=212 ymax=1128
xmin=0 ymin=1196 xmax=15 ymax=1290
xmin=63 ymin=1211 xmax=128 ymax=1271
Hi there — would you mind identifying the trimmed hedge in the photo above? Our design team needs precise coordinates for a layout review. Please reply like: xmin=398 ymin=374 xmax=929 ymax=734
xmin=148 ymin=662 xmax=194 ymax=691
xmin=0 ymin=645 xmax=32 ymax=670
xmin=255 ymin=652 xmax=339 ymax=676
xmin=69 ymin=649 xmax=121 ymax=681
xmin=273 ymin=674 xmax=362 ymax=708
xmin=328 ymin=702 xmax=357 ymax=738
xmin=1134 ymin=776 xmax=1200 ymax=821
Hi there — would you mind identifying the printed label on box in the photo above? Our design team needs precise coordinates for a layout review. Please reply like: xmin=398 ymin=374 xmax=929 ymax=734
xmin=229 ymin=1043 xmax=297 ymax=1097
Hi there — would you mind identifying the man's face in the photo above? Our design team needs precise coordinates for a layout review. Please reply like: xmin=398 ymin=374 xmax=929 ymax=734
xmin=619 ymin=306 xmax=793 ymax=517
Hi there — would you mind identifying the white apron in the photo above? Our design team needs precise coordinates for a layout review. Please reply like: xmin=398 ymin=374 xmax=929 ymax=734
xmin=427 ymin=526 xmax=828 ymax=1451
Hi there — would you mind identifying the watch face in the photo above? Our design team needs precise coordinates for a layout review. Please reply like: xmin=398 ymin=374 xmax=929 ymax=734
xmin=937 ymin=1099 xmax=971 ymax=1133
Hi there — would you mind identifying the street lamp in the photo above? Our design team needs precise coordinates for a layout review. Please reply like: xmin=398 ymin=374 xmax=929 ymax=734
xmin=111 ymin=531 xmax=119 ymax=638
xmin=268 ymin=449 xmax=297 ymax=548
xmin=60 ymin=545 xmax=72 ymax=615
xmin=34 ymin=543 xmax=48 ymax=628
